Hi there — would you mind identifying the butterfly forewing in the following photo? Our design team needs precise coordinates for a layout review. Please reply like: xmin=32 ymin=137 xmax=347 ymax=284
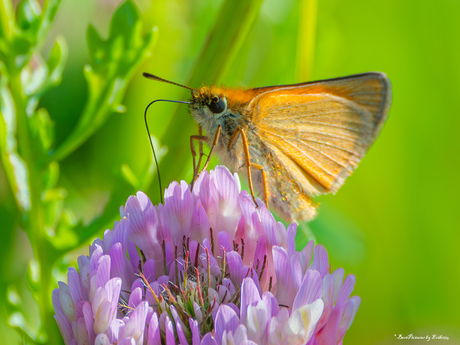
xmin=247 ymin=73 xmax=391 ymax=221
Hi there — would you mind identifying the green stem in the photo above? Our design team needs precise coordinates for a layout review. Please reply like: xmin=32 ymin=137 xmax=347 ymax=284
xmin=152 ymin=0 xmax=265 ymax=202
xmin=0 ymin=0 xmax=13 ymax=41
xmin=9 ymin=72 xmax=42 ymax=234
xmin=296 ymin=0 xmax=318 ymax=81
xmin=37 ymin=241 xmax=62 ymax=344
xmin=37 ymin=0 xmax=62 ymax=47
xmin=10 ymin=62 xmax=59 ymax=345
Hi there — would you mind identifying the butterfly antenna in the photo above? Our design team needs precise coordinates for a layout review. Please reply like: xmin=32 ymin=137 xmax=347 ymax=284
xmin=144 ymin=99 xmax=191 ymax=204
xmin=143 ymin=73 xmax=199 ymax=92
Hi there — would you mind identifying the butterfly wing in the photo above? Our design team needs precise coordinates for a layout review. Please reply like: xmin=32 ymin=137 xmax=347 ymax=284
xmin=247 ymin=72 xmax=391 ymax=221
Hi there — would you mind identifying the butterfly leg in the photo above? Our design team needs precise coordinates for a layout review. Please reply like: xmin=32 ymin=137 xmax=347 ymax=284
xmin=190 ymin=134 xmax=206 ymax=185
xmin=196 ymin=126 xmax=205 ymax=174
xmin=190 ymin=127 xmax=206 ymax=184
xmin=249 ymin=163 xmax=268 ymax=207
xmin=200 ymin=125 xmax=221 ymax=173
xmin=228 ymin=126 xmax=260 ymax=207
xmin=189 ymin=125 xmax=222 ymax=189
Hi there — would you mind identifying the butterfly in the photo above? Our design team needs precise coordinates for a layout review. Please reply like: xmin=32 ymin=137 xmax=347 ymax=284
xmin=144 ymin=72 xmax=392 ymax=222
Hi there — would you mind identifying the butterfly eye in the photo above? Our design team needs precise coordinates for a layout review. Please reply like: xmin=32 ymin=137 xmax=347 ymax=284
xmin=208 ymin=97 xmax=226 ymax=114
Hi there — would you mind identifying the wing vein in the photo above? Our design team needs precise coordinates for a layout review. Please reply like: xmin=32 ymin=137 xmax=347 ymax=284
xmin=266 ymin=109 xmax=348 ymax=121
xmin=299 ymin=120 xmax=367 ymax=132
xmin=301 ymin=138 xmax=357 ymax=155
xmin=261 ymin=126 xmax=359 ymax=143
xmin=269 ymin=132 xmax=349 ymax=176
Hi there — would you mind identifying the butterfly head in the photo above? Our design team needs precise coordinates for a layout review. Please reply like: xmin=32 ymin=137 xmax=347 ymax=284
xmin=190 ymin=87 xmax=228 ymax=120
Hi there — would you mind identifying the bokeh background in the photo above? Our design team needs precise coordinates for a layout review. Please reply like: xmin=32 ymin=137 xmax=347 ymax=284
xmin=1 ymin=0 xmax=459 ymax=344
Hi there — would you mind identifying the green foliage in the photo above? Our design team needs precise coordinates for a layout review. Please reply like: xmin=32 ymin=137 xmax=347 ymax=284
xmin=52 ymin=1 xmax=157 ymax=162
xmin=0 ymin=0 xmax=158 ymax=343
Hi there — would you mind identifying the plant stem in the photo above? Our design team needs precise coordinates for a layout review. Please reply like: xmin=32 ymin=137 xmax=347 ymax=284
xmin=296 ymin=0 xmax=318 ymax=81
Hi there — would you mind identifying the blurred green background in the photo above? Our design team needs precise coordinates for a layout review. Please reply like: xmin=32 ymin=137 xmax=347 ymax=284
xmin=1 ymin=0 xmax=459 ymax=344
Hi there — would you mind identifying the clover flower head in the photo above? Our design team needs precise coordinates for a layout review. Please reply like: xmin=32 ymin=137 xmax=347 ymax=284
xmin=53 ymin=166 xmax=360 ymax=345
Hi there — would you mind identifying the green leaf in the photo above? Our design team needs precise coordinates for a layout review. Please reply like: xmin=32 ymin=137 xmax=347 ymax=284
xmin=23 ymin=53 xmax=48 ymax=96
xmin=16 ymin=0 xmax=41 ymax=32
xmin=10 ymin=35 xmax=33 ymax=57
xmin=109 ymin=0 xmax=139 ymax=48
xmin=10 ymin=0 xmax=43 ymax=67
xmin=43 ymin=160 xmax=59 ymax=190
xmin=28 ymin=107 xmax=54 ymax=153
xmin=0 ymin=0 xmax=14 ymax=42
xmin=0 ymin=86 xmax=31 ymax=212
xmin=46 ymin=36 xmax=67 ymax=87
xmin=87 ymin=24 xmax=106 ymax=66
xmin=42 ymin=187 xmax=66 ymax=231
xmin=89 ymin=0 xmax=146 ymax=77
xmin=0 ymin=65 xmax=14 ymax=151
xmin=87 ymin=1 xmax=142 ymax=76
xmin=22 ymin=37 xmax=67 ymax=100
xmin=36 ymin=0 xmax=62 ymax=44
xmin=42 ymin=187 xmax=67 ymax=203
xmin=4 ymin=152 xmax=31 ymax=212
xmin=50 ymin=0 xmax=158 ymax=162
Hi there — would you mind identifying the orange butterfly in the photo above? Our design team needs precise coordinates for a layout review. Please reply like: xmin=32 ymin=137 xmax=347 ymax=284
xmin=144 ymin=72 xmax=392 ymax=222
